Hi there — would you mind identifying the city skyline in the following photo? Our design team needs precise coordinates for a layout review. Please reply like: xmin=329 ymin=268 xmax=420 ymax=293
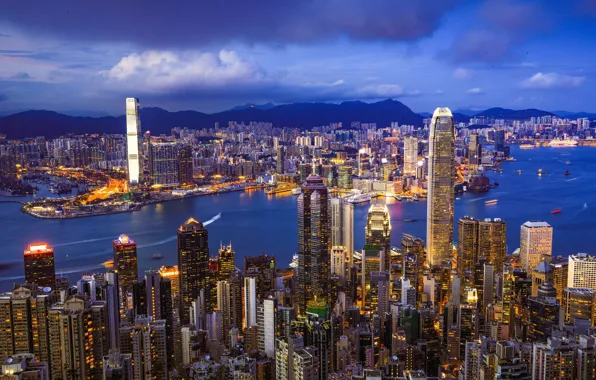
xmin=1 ymin=1 xmax=596 ymax=113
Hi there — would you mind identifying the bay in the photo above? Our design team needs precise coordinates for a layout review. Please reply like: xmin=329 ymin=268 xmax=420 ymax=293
xmin=1 ymin=146 xmax=595 ymax=290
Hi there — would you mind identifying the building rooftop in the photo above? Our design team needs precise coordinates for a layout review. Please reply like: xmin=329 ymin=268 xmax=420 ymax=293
xmin=522 ymin=221 xmax=551 ymax=228
xmin=570 ymin=253 xmax=596 ymax=262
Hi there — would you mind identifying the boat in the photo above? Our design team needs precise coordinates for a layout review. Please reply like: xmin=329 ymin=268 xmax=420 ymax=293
xmin=103 ymin=259 xmax=114 ymax=268
xmin=403 ymin=219 xmax=418 ymax=223
xmin=565 ymin=161 xmax=573 ymax=165
xmin=291 ymin=188 xmax=302 ymax=195
xmin=485 ymin=199 xmax=498 ymax=205
xmin=348 ymin=193 xmax=372 ymax=204
xmin=515 ymin=170 xmax=523 ymax=174
xmin=520 ymin=144 xmax=534 ymax=149
xmin=549 ymin=139 xmax=578 ymax=147
xmin=565 ymin=170 xmax=570 ymax=176
xmin=152 ymin=253 xmax=163 ymax=260
xmin=551 ymin=209 xmax=562 ymax=214
xmin=456 ymin=197 xmax=461 ymax=200
xmin=537 ymin=169 xmax=548 ymax=175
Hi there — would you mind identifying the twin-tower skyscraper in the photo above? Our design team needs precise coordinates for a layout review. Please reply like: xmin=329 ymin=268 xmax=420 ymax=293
xmin=426 ymin=107 xmax=455 ymax=266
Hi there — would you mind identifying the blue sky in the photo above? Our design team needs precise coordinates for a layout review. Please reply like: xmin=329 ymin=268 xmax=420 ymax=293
xmin=0 ymin=0 xmax=595 ymax=114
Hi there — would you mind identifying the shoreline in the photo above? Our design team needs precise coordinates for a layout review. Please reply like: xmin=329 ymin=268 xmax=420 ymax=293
xmin=20 ymin=187 xmax=245 ymax=220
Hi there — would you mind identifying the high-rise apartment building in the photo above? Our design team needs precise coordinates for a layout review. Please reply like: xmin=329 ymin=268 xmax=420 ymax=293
xmin=562 ymin=288 xmax=596 ymax=326
xmin=178 ymin=144 xmax=193 ymax=185
xmin=103 ymin=272 xmax=121 ymax=351
xmin=276 ymin=146 xmax=285 ymax=174
xmin=216 ymin=281 xmax=232 ymax=340
xmin=113 ymin=234 xmax=138 ymax=303
xmin=149 ymin=142 xmax=179 ymax=187
xmin=520 ymin=221 xmax=553 ymax=272
xmin=23 ymin=243 xmax=56 ymax=289
xmin=128 ymin=316 xmax=168 ymax=380
xmin=365 ymin=204 xmax=391 ymax=271
xmin=426 ymin=107 xmax=455 ymax=267
xmin=297 ymin=175 xmax=330 ymax=315
xmin=568 ymin=253 xmax=596 ymax=290
xmin=330 ymin=197 xmax=354 ymax=261
xmin=403 ymin=136 xmax=418 ymax=176
xmin=177 ymin=218 xmax=210 ymax=325
xmin=125 ymin=97 xmax=143 ymax=186
xmin=244 ymin=277 xmax=258 ymax=329
xmin=103 ymin=350 xmax=133 ymax=380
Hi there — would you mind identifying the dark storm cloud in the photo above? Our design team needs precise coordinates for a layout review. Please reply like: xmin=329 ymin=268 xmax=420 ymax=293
xmin=1 ymin=0 xmax=460 ymax=47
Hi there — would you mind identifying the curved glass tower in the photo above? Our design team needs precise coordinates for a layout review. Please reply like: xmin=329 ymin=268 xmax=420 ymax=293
xmin=426 ymin=107 xmax=455 ymax=267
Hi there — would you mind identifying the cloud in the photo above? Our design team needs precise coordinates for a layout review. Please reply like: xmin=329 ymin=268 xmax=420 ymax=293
xmin=0 ymin=94 xmax=8 ymax=102
xmin=0 ymin=0 xmax=460 ymax=48
xmin=482 ymin=0 xmax=548 ymax=32
xmin=520 ymin=72 xmax=586 ymax=89
xmin=434 ymin=89 xmax=445 ymax=95
xmin=466 ymin=87 xmax=484 ymax=94
xmin=102 ymin=50 xmax=266 ymax=92
xmin=10 ymin=72 xmax=31 ymax=80
xmin=453 ymin=68 xmax=470 ymax=79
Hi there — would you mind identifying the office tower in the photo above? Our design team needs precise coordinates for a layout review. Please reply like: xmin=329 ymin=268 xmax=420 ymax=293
xmin=218 ymin=243 xmax=235 ymax=281
xmin=403 ymin=136 xmax=418 ymax=176
xmin=468 ymin=133 xmax=481 ymax=173
xmin=532 ymin=337 xmax=577 ymax=380
xmin=228 ymin=270 xmax=243 ymax=331
xmin=331 ymin=246 xmax=349 ymax=282
xmin=244 ymin=277 xmax=258 ymax=329
xmin=402 ymin=234 xmax=426 ymax=298
xmin=361 ymin=248 xmax=384 ymax=312
xmin=501 ymin=266 xmax=515 ymax=337
xmin=177 ymin=218 xmax=210 ymax=325
xmin=216 ymin=281 xmax=232 ymax=341
xmin=48 ymin=297 xmax=109 ymax=380
xmin=528 ymin=282 xmax=559 ymax=342
xmin=457 ymin=217 xmax=478 ymax=283
xmin=297 ymin=175 xmax=330 ymax=315
xmin=478 ymin=218 xmax=507 ymax=273
xmin=563 ymin=288 xmax=596 ymax=326
xmin=299 ymin=163 xmax=312 ymax=184
xmin=568 ymin=253 xmax=596 ymax=290
xmin=113 ymin=234 xmax=138 ymax=305
xmin=158 ymin=265 xmax=180 ymax=312
xmin=577 ymin=336 xmax=596 ymax=380
xmin=0 ymin=286 xmax=51 ymax=363
xmin=482 ymin=263 xmax=495 ymax=313
xmin=103 ymin=350 xmax=133 ymax=380
xmin=276 ymin=146 xmax=285 ymax=174
xmin=494 ymin=129 xmax=506 ymax=154
xmin=403 ymin=252 xmax=418 ymax=293
xmin=365 ymin=204 xmax=391 ymax=271
xmin=23 ymin=243 xmax=55 ymax=288
xmin=244 ymin=253 xmax=276 ymax=300
xmin=130 ymin=316 xmax=168 ymax=380
xmin=550 ymin=257 xmax=568 ymax=305
xmin=357 ymin=150 xmax=370 ymax=176
xmin=125 ymin=97 xmax=143 ymax=186
xmin=178 ymin=144 xmax=193 ymax=185
xmin=458 ymin=303 xmax=478 ymax=358
xmin=104 ymin=272 xmax=121 ymax=351
xmin=337 ymin=166 xmax=353 ymax=189
xmin=426 ymin=107 xmax=455 ymax=267
xmin=520 ymin=221 xmax=553 ymax=272
xmin=330 ymin=197 xmax=354 ymax=261
xmin=303 ymin=316 xmax=331 ymax=380
xmin=149 ymin=142 xmax=179 ymax=186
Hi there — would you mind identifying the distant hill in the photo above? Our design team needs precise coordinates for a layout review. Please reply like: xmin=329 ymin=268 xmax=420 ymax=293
xmin=0 ymin=99 xmax=424 ymax=139
xmin=228 ymin=102 xmax=276 ymax=111
xmin=552 ymin=111 xmax=596 ymax=119
xmin=474 ymin=107 xmax=555 ymax=119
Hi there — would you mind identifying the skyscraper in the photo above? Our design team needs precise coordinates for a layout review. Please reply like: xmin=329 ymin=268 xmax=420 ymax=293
xmin=244 ymin=277 xmax=258 ymax=329
xmin=337 ymin=166 xmax=353 ymax=189
xmin=457 ymin=217 xmax=507 ymax=281
xmin=520 ymin=221 xmax=553 ymax=272
xmin=426 ymin=107 xmax=455 ymax=267
xmin=403 ymin=136 xmax=418 ymax=176
xmin=297 ymin=175 xmax=330 ymax=315
xmin=177 ymin=218 xmax=210 ymax=325
xmin=23 ymin=243 xmax=55 ymax=288
xmin=149 ymin=142 xmax=179 ymax=187
xmin=467 ymin=133 xmax=481 ymax=173
xmin=103 ymin=272 xmax=121 ymax=351
xmin=330 ymin=197 xmax=354 ymax=261
xmin=457 ymin=217 xmax=478 ymax=282
xmin=125 ymin=97 xmax=143 ymax=186
xmin=113 ymin=234 xmax=138 ymax=303
xmin=218 ymin=243 xmax=235 ymax=282
xmin=178 ymin=144 xmax=193 ymax=186
xmin=276 ymin=146 xmax=285 ymax=174
xmin=365 ymin=204 xmax=391 ymax=271
xmin=568 ymin=253 xmax=596 ymax=290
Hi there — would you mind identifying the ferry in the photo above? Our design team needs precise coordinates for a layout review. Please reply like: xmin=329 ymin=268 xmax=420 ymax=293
xmin=565 ymin=161 xmax=573 ymax=165
xmin=291 ymin=188 xmax=302 ymax=196
xmin=537 ymin=169 xmax=548 ymax=175
xmin=515 ymin=170 xmax=523 ymax=174
xmin=348 ymin=193 xmax=371 ymax=204
xmin=152 ymin=253 xmax=163 ymax=260
xmin=519 ymin=144 xmax=534 ymax=149
xmin=485 ymin=199 xmax=498 ymax=205
xmin=549 ymin=139 xmax=578 ymax=147
xmin=551 ymin=209 xmax=562 ymax=214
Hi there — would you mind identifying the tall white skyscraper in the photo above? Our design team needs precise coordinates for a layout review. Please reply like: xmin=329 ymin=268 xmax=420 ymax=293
xmin=243 ymin=277 xmax=257 ymax=329
xmin=126 ymin=97 xmax=143 ymax=186
xmin=520 ymin=221 xmax=553 ymax=272
xmin=426 ymin=107 xmax=455 ymax=266
xmin=330 ymin=197 xmax=354 ymax=265
xmin=403 ymin=136 xmax=418 ymax=176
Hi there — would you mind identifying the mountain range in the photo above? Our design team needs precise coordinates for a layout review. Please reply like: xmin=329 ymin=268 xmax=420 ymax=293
xmin=0 ymin=100 xmax=593 ymax=139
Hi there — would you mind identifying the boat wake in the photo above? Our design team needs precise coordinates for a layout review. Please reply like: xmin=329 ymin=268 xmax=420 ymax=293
xmin=53 ymin=230 xmax=161 ymax=248
xmin=565 ymin=177 xmax=582 ymax=182
xmin=137 ymin=213 xmax=222 ymax=250
xmin=204 ymin=213 xmax=222 ymax=226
